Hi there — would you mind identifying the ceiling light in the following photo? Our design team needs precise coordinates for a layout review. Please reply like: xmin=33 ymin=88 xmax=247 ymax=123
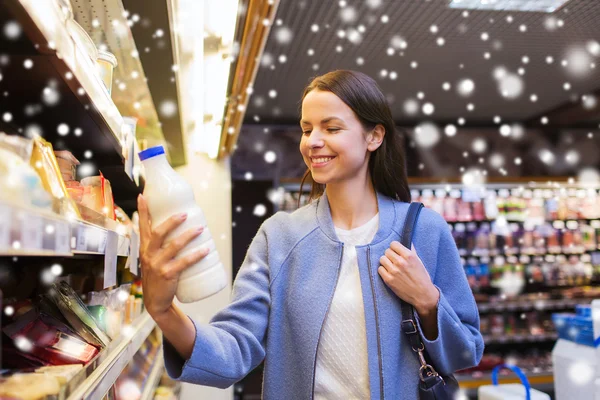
xmin=448 ymin=0 xmax=572 ymax=13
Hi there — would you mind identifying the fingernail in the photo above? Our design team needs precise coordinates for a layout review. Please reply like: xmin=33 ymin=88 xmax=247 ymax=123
xmin=179 ymin=213 xmax=188 ymax=220
xmin=196 ymin=226 xmax=204 ymax=234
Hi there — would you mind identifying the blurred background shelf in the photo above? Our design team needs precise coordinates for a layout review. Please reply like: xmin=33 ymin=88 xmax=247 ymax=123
xmin=0 ymin=199 xmax=133 ymax=257
xmin=65 ymin=312 xmax=155 ymax=400
xmin=0 ymin=0 xmax=143 ymax=211
xmin=140 ymin=352 xmax=165 ymax=400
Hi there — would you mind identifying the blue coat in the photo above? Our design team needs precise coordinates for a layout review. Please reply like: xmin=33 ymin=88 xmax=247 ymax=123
xmin=164 ymin=192 xmax=484 ymax=399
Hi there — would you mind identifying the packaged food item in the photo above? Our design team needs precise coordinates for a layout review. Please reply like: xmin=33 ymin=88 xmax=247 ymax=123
xmin=96 ymin=50 xmax=118 ymax=94
xmin=140 ymin=145 xmax=227 ymax=303
xmin=30 ymin=136 xmax=81 ymax=218
xmin=35 ymin=364 xmax=83 ymax=385
xmin=54 ymin=150 xmax=80 ymax=182
xmin=0 ymin=147 xmax=53 ymax=209
xmin=80 ymin=174 xmax=116 ymax=220
xmin=0 ymin=373 xmax=61 ymax=399
xmin=0 ymin=132 xmax=33 ymax=160
xmin=47 ymin=281 xmax=110 ymax=347
xmin=3 ymin=308 xmax=98 ymax=365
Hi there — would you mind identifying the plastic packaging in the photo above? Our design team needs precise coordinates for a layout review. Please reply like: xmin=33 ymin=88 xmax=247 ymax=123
xmin=54 ymin=150 xmax=80 ymax=182
xmin=139 ymin=145 xmax=227 ymax=303
xmin=0 ymin=147 xmax=52 ymax=209
xmin=80 ymin=175 xmax=116 ymax=220
xmin=30 ymin=136 xmax=81 ymax=218
xmin=96 ymin=50 xmax=117 ymax=94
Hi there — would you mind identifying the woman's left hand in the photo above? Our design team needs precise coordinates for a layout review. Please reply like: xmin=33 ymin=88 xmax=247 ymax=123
xmin=378 ymin=241 xmax=440 ymax=315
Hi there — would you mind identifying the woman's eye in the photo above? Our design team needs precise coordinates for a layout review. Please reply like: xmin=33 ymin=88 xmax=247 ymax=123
xmin=327 ymin=128 xmax=340 ymax=132
xmin=302 ymin=130 xmax=312 ymax=135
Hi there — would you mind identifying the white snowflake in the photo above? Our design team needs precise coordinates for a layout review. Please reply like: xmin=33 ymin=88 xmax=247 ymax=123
xmin=268 ymin=90 xmax=277 ymax=98
xmin=403 ymin=99 xmax=419 ymax=116
xmin=444 ymin=124 xmax=457 ymax=137
xmin=564 ymin=45 xmax=593 ymax=78
xmin=472 ymin=138 xmax=487 ymax=153
xmin=340 ymin=6 xmax=357 ymax=23
xmin=457 ymin=79 xmax=475 ymax=97
xmin=586 ymin=40 xmax=600 ymax=56
xmin=264 ymin=151 xmax=276 ymax=163
xmin=582 ymin=94 xmax=597 ymax=109
xmin=253 ymin=204 xmax=267 ymax=217
xmin=275 ymin=27 xmax=293 ymax=44
xmin=414 ymin=123 xmax=440 ymax=148
xmin=57 ymin=123 xmax=69 ymax=136
xmin=422 ymin=103 xmax=435 ymax=115
xmin=4 ymin=21 xmax=22 ymax=40
xmin=159 ymin=100 xmax=177 ymax=118
xmin=498 ymin=73 xmax=524 ymax=99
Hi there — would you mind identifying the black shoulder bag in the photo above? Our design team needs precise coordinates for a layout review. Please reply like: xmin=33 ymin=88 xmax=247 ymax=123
xmin=399 ymin=202 xmax=459 ymax=400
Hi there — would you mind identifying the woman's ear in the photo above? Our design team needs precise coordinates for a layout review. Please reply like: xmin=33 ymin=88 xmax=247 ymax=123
xmin=367 ymin=124 xmax=385 ymax=151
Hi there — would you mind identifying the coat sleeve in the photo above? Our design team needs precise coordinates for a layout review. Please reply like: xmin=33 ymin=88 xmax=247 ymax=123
xmin=162 ymin=225 xmax=271 ymax=389
xmin=415 ymin=216 xmax=485 ymax=375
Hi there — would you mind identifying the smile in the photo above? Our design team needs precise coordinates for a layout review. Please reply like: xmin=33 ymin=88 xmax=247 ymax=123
xmin=310 ymin=156 xmax=336 ymax=167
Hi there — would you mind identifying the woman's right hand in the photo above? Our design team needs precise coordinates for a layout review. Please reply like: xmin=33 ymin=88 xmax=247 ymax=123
xmin=137 ymin=194 xmax=209 ymax=319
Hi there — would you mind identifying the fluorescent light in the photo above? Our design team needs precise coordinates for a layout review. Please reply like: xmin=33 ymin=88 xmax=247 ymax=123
xmin=448 ymin=0 xmax=572 ymax=12
xmin=170 ymin=0 xmax=240 ymax=159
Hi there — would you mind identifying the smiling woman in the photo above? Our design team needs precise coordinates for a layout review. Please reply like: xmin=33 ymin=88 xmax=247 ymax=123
xmin=151 ymin=69 xmax=483 ymax=400
xmin=298 ymin=70 xmax=411 ymax=205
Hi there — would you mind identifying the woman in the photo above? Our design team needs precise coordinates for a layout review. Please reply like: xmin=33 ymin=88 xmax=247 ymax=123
xmin=138 ymin=70 xmax=483 ymax=399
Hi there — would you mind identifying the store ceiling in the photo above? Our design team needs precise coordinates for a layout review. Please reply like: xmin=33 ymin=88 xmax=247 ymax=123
xmin=245 ymin=0 xmax=600 ymax=127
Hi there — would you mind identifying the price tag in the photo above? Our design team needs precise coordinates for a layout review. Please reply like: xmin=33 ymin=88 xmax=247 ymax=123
xmin=0 ymin=204 xmax=10 ymax=250
xmin=55 ymin=222 xmax=71 ymax=254
xmin=98 ymin=229 xmax=108 ymax=254
xmin=76 ymin=226 xmax=87 ymax=251
xmin=22 ymin=214 xmax=43 ymax=250
xmin=103 ymin=230 xmax=118 ymax=288
xmin=129 ymin=230 xmax=139 ymax=276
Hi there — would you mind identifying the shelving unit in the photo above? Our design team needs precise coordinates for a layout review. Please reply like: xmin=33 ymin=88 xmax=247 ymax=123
xmin=140 ymin=352 xmax=165 ymax=400
xmin=0 ymin=199 xmax=133 ymax=257
xmin=0 ymin=1 xmax=161 ymax=398
xmin=65 ymin=313 xmax=156 ymax=400
xmin=0 ymin=0 xmax=143 ymax=214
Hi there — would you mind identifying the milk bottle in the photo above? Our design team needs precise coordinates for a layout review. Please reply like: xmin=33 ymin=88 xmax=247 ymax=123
xmin=139 ymin=145 xmax=226 ymax=302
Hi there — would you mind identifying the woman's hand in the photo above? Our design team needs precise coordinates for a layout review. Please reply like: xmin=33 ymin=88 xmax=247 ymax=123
xmin=378 ymin=241 xmax=440 ymax=316
xmin=138 ymin=195 xmax=209 ymax=319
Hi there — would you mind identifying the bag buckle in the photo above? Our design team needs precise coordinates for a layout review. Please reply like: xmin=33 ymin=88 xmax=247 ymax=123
xmin=419 ymin=364 xmax=441 ymax=382
xmin=401 ymin=319 xmax=418 ymax=334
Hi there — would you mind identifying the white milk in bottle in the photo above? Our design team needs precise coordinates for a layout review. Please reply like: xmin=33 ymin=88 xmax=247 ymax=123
xmin=139 ymin=145 xmax=226 ymax=302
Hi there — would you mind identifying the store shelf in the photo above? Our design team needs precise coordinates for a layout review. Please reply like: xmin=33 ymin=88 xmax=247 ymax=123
xmin=483 ymin=332 xmax=558 ymax=345
xmin=463 ymin=250 xmax=598 ymax=258
xmin=478 ymin=298 xmax=592 ymax=313
xmin=456 ymin=370 xmax=554 ymax=394
xmin=140 ymin=352 xmax=165 ymax=400
xmin=0 ymin=0 xmax=141 ymax=205
xmin=0 ymin=199 xmax=132 ymax=257
xmin=66 ymin=312 xmax=156 ymax=400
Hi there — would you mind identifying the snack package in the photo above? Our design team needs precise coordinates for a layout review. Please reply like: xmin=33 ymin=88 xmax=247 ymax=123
xmin=3 ymin=308 xmax=98 ymax=365
xmin=48 ymin=281 xmax=110 ymax=347
xmin=0 ymin=373 xmax=61 ymax=400
xmin=54 ymin=150 xmax=80 ymax=182
xmin=30 ymin=136 xmax=81 ymax=218
xmin=80 ymin=174 xmax=116 ymax=220
xmin=0 ymin=147 xmax=53 ymax=209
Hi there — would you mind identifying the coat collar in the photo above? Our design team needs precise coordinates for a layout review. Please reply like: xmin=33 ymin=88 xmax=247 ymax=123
xmin=316 ymin=190 xmax=397 ymax=244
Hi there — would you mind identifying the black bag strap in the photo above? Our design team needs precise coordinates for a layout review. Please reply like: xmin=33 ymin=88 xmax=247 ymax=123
xmin=399 ymin=202 xmax=441 ymax=381
xmin=399 ymin=202 xmax=424 ymax=350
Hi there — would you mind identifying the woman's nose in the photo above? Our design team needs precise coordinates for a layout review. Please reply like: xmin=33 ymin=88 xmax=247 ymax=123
xmin=307 ymin=130 xmax=325 ymax=148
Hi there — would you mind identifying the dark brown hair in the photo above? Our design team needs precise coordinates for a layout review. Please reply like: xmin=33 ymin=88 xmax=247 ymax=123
xmin=298 ymin=70 xmax=411 ymax=206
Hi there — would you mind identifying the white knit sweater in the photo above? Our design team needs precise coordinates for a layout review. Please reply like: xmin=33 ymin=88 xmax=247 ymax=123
xmin=313 ymin=213 xmax=379 ymax=400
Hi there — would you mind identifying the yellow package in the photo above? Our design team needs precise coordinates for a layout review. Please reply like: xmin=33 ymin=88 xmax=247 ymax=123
xmin=29 ymin=136 xmax=82 ymax=219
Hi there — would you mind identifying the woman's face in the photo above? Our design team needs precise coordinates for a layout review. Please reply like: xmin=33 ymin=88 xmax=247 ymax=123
xmin=300 ymin=90 xmax=382 ymax=185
